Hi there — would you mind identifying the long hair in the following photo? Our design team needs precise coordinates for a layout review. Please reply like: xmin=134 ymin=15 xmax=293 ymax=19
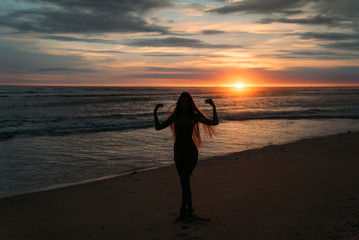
xmin=167 ymin=92 xmax=216 ymax=148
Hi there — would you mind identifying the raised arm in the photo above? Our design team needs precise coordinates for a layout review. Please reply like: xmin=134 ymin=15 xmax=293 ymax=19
xmin=197 ymin=99 xmax=219 ymax=126
xmin=154 ymin=104 xmax=175 ymax=130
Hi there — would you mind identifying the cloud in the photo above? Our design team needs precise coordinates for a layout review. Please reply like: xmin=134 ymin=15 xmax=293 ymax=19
xmin=42 ymin=36 xmax=117 ymax=44
xmin=127 ymin=73 xmax=202 ymax=80
xmin=314 ymin=0 xmax=359 ymax=20
xmin=208 ymin=0 xmax=359 ymax=32
xmin=123 ymin=66 xmax=359 ymax=85
xmin=125 ymin=37 xmax=242 ymax=49
xmin=0 ymin=39 xmax=94 ymax=74
xmin=311 ymin=0 xmax=359 ymax=32
xmin=137 ymin=67 xmax=205 ymax=72
xmin=276 ymin=67 xmax=359 ymax=83
xmin=142 ymin=52 xmax=200 ymax=57
xmin=298 ymin=32 xmax=359 ymax=41
xmin=120 ymin=66 xmax=220 ymax=83
xmin=201 ymin=30 xmax=226 ymax=35
xmin=257 ymin=50 xmax=359 ymax=60
xmin=324 ymin=41 xmax=359 ymax=51
xmin=58 ymin=48 xmax=125 ymax=54
xmin=295 ymin=32 xmax=359 ymax=51
xmin=260 ymin=15 xmax=339 ymax=26
xmin=208 ymin=0 xmax=308 ymax=14
xmin=248 ymin=67 xmax=359 ymax=85
xmin=0 ymin=0 xmax=172 ymax=34
xmin=34 ymin=67 xmax=96 ymax=73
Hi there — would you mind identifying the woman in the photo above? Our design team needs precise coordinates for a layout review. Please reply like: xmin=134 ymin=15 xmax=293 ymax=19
xmin=154 ymin=92 xmax=218 ymax=221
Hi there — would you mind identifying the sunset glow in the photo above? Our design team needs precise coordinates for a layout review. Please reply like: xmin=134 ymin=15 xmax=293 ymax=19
xmin=234 ymin=83 xmax=244 ymax=89
xmin=0 ymin=0 xmax=358 ymax=86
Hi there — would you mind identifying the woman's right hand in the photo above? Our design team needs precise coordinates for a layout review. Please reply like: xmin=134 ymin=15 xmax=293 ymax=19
xmin=154 ymin=104 xmax=164 ymax=112
xmin=205 ymin=99 xmax=216 ymax=107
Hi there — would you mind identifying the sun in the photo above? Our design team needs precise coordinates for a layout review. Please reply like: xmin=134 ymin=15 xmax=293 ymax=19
xmin=234 ymin=83 xmax=244 ymax=89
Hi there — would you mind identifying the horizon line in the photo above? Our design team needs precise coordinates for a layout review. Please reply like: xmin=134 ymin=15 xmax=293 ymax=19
xmin=1 ymin=83 xmax=359 ymax=88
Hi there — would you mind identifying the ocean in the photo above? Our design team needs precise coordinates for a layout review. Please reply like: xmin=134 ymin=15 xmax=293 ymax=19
xmin=1 ymin=86 xmax=359 ymax=198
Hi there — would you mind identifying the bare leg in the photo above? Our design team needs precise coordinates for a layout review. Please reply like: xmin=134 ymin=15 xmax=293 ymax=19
xmin=177 ymin=149 xmax=198 ymax=219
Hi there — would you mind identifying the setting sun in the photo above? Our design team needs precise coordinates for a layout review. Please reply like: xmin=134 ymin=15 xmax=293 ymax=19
xmin=234 ymin=83 xmax=244 ymax=89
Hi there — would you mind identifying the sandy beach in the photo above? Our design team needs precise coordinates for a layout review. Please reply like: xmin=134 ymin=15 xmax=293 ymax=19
xmin=1 ymin=131 xmax=359 ymax=240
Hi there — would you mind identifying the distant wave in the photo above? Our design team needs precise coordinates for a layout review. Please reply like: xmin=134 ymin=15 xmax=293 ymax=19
xmin=221 ymin=108 xmax=359 ymax=121
xmin=2 ymin=86 xmax=359 ymax=141
xmin=0 ymin=110 xmax=164 ymax=141
xmin=0 ymin=119 xmax=154 ymax=141
xmin=2 ymin=108 xmax=359 ymax=141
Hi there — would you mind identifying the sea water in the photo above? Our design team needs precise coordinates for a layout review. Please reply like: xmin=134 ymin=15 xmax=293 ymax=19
xmin=1 ymin=86 xmax=359 ymax=198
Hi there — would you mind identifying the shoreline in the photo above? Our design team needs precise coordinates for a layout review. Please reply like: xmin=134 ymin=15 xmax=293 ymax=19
xmin=1 ymin=131 xmax=359 ymax=239
xmin=0 ymin=167 xmax=164 ymax=200
xmin=0 ymin=129 xmax=356 ymax=200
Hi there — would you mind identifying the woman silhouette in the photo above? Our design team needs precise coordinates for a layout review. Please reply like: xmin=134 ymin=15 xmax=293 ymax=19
xmin=154 ymin=92 xmax=218 ymax=221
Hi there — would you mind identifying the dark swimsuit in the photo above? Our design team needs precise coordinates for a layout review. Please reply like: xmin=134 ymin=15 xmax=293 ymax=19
xmin=173 ymin=120 xmax=198 ymax=176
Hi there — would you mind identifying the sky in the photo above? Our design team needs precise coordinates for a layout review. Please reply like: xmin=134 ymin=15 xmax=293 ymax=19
xmin=0 ymin=0 xmax=359 ymax=87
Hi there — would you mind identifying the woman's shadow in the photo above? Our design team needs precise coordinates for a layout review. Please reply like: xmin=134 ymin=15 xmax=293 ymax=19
xmin=175 ymin=214 xmax=211 ymax=225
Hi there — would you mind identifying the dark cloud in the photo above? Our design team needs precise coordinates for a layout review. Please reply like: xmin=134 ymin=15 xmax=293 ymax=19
xmin=138 ymin=67 xmax=205 ymax=72
xmin=260 ymin=15 xmax=339 ymax=26
xmin=209 ymin=0 xmax=359 ymax=33
xmin=142 ymin=53 xmax=199 ymax=57
xmin=295 ymin=32 xmax=359 ymax=51
xmin=125 ymin=37 xmax=242 ymax=49
xmin=201 ymin=30 xmax=226 ymax=35
xmin=0 ymin=39 xmax=93 ymax=74
xmin=285 ymin=50 xmax=359 ymax=59
xmin=0 ymin=0 xmax=172 ymax=34
xmin=276 ymin=67 xmax=359 ymax=84
xmin=250 ymin=67 xmax=359 ymax=84
xmin=324 ymin=41 xmax=359 ymax=51
xmin=125 ymin=66 xmax=359 ymax=84
xmin=298 ymin=32 xmax=359 ymax=41
xmin=59 ymin=48 xmax=125 ymax=54
xmin=208 ymin=0 xmax=308 ymax=14
xmin=124 ymin=66 xmax=219 ymax=82
xmin=278 ymin=10 xmax=304 ymax=15
xmin=311 ymin=0 xmax=359 ymax=31
xmin=35 ymin=67 xmax=96 ymax=72
xmin=42 ymin=36 xmax=117 ymax=44
xmin=127 ymin=73 xmax=201 ymax=80
xmin=257 ymin=50 xmax=359 ymax=60
xmin=314 ymin=0 xmax=359 ymax=20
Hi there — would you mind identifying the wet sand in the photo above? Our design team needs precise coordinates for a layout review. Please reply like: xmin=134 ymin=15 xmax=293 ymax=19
xmin=1 ymin=131 xmax=359 ymax=240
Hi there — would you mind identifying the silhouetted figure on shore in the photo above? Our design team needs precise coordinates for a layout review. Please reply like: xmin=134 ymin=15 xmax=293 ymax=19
xmin=154 ymin=92 xmax=218 ymax=221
